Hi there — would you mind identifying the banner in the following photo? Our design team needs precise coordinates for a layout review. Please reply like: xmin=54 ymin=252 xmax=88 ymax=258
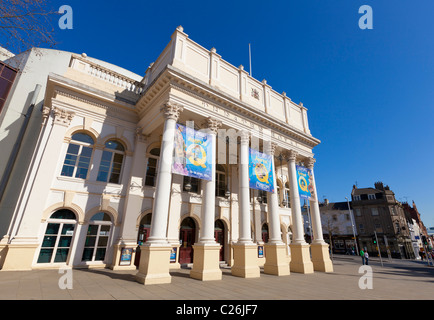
xmin=296 ymin=165 xmax=315 ymax=200
xmin=172 ymin=123 xmax=212 ymax=181
xmin=249 ymin=148 xmax=275 ymax=193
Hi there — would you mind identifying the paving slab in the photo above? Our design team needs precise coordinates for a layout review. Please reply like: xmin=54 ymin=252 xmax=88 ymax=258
xmin=0 ymin=256 xmax=432 ymax=302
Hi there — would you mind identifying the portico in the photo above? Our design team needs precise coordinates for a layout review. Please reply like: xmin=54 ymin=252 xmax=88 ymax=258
xmin=0 ymin=26 xmax=332 ymax=284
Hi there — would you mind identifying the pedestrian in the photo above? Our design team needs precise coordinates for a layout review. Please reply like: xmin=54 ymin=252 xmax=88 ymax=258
xmin=364 ymin=251 xmax=369 ymax=265
xmin=360 ymin=249 xmax=365 ymax=265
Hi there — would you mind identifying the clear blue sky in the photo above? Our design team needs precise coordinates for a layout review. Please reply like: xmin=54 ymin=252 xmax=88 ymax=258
xmin=47 ymin=0 xmax=434 ymax=226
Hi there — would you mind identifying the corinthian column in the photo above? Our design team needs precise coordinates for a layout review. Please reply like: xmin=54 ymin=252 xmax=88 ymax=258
xmin=264 ymin=143 xmax=290 ymax=276
xmin=190 ymin=117 xmax=222 ymax=281
xmin=286 ymin=149 xmax=314 ymax=274
xmin=231 ymin=130 xmax=260 ymax=278
xmin=305 ymin=157 xmax=333 ymax=272
xmin=136 ymin=101 xmax=183 ymax=285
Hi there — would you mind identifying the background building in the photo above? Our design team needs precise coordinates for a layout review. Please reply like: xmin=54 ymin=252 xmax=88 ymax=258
xmin=351 ymin=182 xmax=414 ymax=259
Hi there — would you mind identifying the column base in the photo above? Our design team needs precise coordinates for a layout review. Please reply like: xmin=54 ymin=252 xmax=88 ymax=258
xmin=264 ymin=243 xmax=290 ymax=276
xmin=311 ymin=242 xmax=334 ymax=272
xmin=231 ymin=242 xmax=260 ymax=278
xmin=289 ymin=243 xmax=314 ymax=274
xmin=135 ymin=243 xmax=172 ymax=285
xmin=0 ymin=242 xmax=39 ymax=271
xmin=190 ymin=243 xmax=222 ymax=281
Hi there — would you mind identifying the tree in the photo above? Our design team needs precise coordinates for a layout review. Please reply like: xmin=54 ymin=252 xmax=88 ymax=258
xmin=0 ymin=0 xmax=59 ymax=55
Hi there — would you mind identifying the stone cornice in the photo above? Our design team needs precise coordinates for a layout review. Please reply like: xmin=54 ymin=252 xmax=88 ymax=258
xmin=136 ymin=65 xmax=320 ymax=149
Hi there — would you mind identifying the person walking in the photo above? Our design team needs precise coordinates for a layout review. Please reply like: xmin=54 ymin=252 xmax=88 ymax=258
xmin=360 ymin=249 xmax=365 ymax=265
xmin=364 ymin=251 xmax=369 ymax=265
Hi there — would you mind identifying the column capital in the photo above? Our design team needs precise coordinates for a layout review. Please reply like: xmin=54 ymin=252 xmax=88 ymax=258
xmin=52 ymin=107 xmax=75 ymax=127
xmin=239 ymin=130 xmax=250 ymax=144
xmin=283 ymin=149 xmax=298 ymax=162
xmin=304 ymin=157 xmax=316 ymax=169
xmin=264 ymin=141 xmax=278 ymax=156
xmin=135 ymin=127 xmax=149 ymax=143
xmin=162 ymin=102 xmax=183 ymax=121
xmin=204 ymin=117 xmax=222 ymax=135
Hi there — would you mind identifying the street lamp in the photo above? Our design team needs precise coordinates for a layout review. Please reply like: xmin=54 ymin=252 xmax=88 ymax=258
xmin=345 ymin=196 xmax=359 ymax=254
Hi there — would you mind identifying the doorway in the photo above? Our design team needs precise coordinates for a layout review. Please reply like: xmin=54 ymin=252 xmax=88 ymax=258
xmin=214 ymin=219 xmax=225 ymax=262
xmin=134 ymin=213 xmax=151 ymax=267
xmin=179 ymin=217 xmax=196 ymax=264
xmin=37 ymin=209 xmax=77 ymax=265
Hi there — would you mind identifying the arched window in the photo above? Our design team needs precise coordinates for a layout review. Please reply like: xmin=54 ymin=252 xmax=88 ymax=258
xmin=37 ymin=209 xmax=77 ymax=264
xmin=82 ymin=212 xmax=113 ymax=262
xmin=97 ymin=140 xmax=125 ymax=184
xmin=145 ymin=147 xmax=160 ymax=186
xmin=215 ymin=164 xmax=226 ymax=197
xmin=61 ymin=132 xmax=94 ymax=179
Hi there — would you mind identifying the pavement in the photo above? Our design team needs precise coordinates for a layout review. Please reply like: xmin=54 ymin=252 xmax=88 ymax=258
xmin=0 ymin=255 xmax=432 ymax=302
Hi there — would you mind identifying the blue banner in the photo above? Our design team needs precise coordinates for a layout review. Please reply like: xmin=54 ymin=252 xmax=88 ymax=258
xmin=249 ymin=148 xmax=275 ymax=193
xmin=172 ymin=123 xmax=212 ymax=181
xmin=296 ymin=165 xmax=314 ymax=200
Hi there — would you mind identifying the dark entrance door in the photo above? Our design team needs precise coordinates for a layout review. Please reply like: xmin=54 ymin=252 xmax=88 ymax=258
xmin=262 ymin=223 xmax=269 ymax=243
xmin=134 ymin=213 xmax=151 ymax=267
xmin=179 ymin=217 xmax=196 ymax=264
xmin=214 ymin=219 xmax=225 ymax=261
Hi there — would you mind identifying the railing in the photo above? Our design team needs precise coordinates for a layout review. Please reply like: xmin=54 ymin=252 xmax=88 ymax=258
xmin=70 ymin=54 xmax=145 ymax=95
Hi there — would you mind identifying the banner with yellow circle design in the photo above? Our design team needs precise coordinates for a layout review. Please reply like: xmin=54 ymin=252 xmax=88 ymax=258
xmin=296 ymin=165 xmax=315 ymax=200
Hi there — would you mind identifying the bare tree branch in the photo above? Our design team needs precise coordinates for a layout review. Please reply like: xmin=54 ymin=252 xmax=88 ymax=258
xmin=0 ymin=0 xmax=59 ymax=54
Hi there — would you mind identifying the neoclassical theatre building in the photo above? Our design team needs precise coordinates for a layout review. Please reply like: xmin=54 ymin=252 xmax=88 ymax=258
xmin=0 ymin=26 xmax=332 ymax=283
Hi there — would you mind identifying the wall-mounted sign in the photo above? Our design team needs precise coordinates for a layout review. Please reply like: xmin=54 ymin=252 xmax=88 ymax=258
xmin=258 ymin=245 xmax=264 ymax=258
xmin=170 ymin=247 xmax=177 ymax=263
xmin=119 ymin=247 xmax=133 ymax=266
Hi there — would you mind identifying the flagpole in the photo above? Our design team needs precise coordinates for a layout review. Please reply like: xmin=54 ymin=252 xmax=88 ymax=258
xmin=249 ymin=43 xmax=252 ymax=77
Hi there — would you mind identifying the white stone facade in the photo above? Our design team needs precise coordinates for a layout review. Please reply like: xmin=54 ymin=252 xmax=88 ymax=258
xmin=0 ymin=27 xmax=332 ymax=280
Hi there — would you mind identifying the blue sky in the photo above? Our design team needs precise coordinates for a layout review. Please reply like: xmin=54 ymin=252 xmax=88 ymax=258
xmin=45 ymin=0 xmax=434 ymax=226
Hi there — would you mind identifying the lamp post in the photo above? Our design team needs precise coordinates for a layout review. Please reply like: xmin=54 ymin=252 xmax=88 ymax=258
xmin=345 ymin=196 xmax=359 ymax=255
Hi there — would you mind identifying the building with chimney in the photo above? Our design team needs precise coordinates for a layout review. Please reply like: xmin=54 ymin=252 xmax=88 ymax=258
xmin=351 ymin=182 xmax=414 ymax=258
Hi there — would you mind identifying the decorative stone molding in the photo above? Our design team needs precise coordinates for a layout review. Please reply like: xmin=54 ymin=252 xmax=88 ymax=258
xmin=41 ymin=105 xmax=51 ymax=124
xmin=205 ymin=117 xmax=222 ymax=135
xmin=52 ymin=107 xmax=75 ymax=127
xmin=135 ymin=127 xmax=149 ymax=143
xmin=305 ymin=157 xmax=316 ymax=169
xmin=239 ymin=130 xmax=250 ymax=144
xmin=162 ymin=102 xmax=183 ymax=121
xmin=266 ymin=142 xmax=278 ymax=156
xmin=284 ymin=149 xmax=298 ymax=162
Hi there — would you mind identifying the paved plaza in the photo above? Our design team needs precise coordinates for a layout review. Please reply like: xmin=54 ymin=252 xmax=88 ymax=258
xmin=0 ymin=256 xmax=432 ymax=301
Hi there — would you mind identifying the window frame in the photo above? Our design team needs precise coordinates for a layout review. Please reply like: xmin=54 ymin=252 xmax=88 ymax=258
xmin=96 ymin=139 xmax=126 ymax=184
xmin=81 ymin=212 xmax=113 ymax=263
xmin=61 ymin=132 xmax=95 ymax=180
xmin=144 ymin=147 xmax=160 ymax=187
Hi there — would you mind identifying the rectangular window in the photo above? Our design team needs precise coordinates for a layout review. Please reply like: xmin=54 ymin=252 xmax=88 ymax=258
xmin=368 ymin=194 xmax=376 ymax=200
xmin=0 ymin=62 xmax=17 ymax=114
xmin=371 ymin=208 xmax=379 ymax=216
xmin=145 ymin=157 xmax=158 ymax=186
xmin=215 ymin=172 xmax=226 ymax=197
